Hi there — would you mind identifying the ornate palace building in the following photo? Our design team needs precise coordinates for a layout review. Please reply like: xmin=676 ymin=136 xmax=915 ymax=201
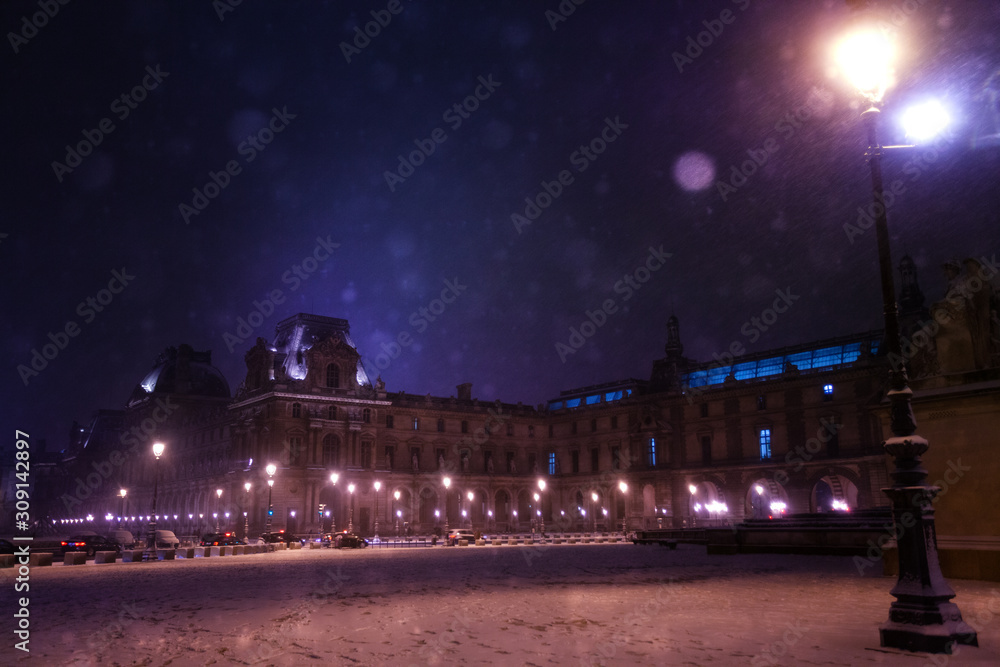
xmin=23 ymin=254 xmax=1000 ymax=581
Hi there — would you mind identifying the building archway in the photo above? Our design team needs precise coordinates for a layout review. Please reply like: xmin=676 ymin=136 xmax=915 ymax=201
xmin=746 ymin=478 xmax=790 ymax=520
xmin=811 ymin=474 xmax=859 ymax=513
xmin=688 ymin=480 xmax=728 ymax=526
xmin=494 ymin=489 xmax=512 ymax=531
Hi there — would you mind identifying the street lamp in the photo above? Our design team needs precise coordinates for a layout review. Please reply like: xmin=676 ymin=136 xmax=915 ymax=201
xmin=243 ymin=482 xmax=251 ymax=540
xmin=347 ymin=483 xmax=355 ymax=533
xmin=215 ymin=488 xmax=223 ymax=531
xmin=618 ymin=481 xmax=628 ymax=534
xmin=836 ymin=13 xmax=976 ymax=654
xmin=466 ymin=490 xmax=474 ymax=529
xmin=442 ymin=477 xmax=451 ymax=538
xmin=119 ymin=489 xmax=127 ymax=528
xmin=591 ymin=492 xmax=598 ymax=533
xmin=537 ymin=479 xmax=547 ymax=536
xmin=394 ymin=490 xmax=401 ymax=536
xmin=373 ymin=480 xmax=381 ymax=541
xmin=265 ymin=463 xmax=276 ymax=533
xmin=330 ymin=473 xmax=339 ymax=534
xmin=145 ymin=442 xmax=165 ymax=561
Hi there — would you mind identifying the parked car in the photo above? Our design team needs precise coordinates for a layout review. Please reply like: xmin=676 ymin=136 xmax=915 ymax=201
xmin=0 ymin=538 xmax=16 ymax=555
xmin=260 ymin=531 xmax=298 ymax=544
xmin=154 ymin=530 xmax=180 ymax=549
xmin=60 ymin=534 xmax=121 ymax=557
xmin=200 ymin=532 xmax=241 ymax=546
xmin=447 ymin=529 xmax=477 ymax=546
xmin=108 ymin=530 xmax=136 ymax=549
xmin=332 ymin=531 xmax=368 ymax=549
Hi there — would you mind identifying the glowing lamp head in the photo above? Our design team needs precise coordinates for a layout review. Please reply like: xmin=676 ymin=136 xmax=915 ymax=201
xmin=538 ymin=479 xmax=546 ymax=491
xmin=397 ymin=510 xmax=402 ymax=517
xmin=755 ymin=484 xmax=765 ymax=496
xmin=688 ymin=484 xmax=697 ymax=495
xmin=374 ymin=481 xmax=381 ymax=492
xmin=216 ymin=488 xmax=223 ymax=499
xmin=591 ymin=492 xmax=598 ymax=502
xmin=902 ymin=100 xmax=951 ymax=142
xmin=835 ymin=28 xmax=894 ymax=102
xmin=266 ymin=463 xmax=276 ymax=477
xmin=267 ymin=479 xmax=274 ymax=488
xmin=534 ymin=493 xmax=540 ymax=502
xmin=152 ymin=442 xmax=165 ymax=458
xmin=120 ymin=489 xmax=127 ymax=498
xmin=394 ymin=490 xmax=400 ymax=500
xmin=467 ymin=491 xmax=474 ymax=501
xmin=244 ymin=482 xmax=251 ymax=492
xmin=330 ymin=472 xmax=339 ymax=485
xmin=443 ymin=477 xmax=451 ymax=489
xmin=618 ymin=481 xmax=628 ymax=493
xmin=348 ymin=484 xmax=355 ymax=494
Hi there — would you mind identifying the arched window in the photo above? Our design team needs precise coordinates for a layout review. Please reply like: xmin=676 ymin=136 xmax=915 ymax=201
xmin=326 ymin=364 xmax=340 ymax=388
xmin=292 ymin=403 xmax=301 ymax=418
xmin=362 ymin=408 xmax=371 ymax=423
xmin=437 ymin=418 xmax=445 ymax=432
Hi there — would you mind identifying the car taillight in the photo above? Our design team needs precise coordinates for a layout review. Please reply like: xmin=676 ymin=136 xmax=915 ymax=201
xmin=60 ymin=541 xmax=67 ymax=546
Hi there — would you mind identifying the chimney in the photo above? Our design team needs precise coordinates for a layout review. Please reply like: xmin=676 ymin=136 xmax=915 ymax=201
xmin=456 ymin=383 xmax=472 ymax=401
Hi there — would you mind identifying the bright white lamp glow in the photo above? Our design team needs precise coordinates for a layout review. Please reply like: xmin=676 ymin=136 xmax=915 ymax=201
xmin=152 ymin=442 xmax=165 ymax=458
xmin=902 ymin=100 xmax=951 ymax=141
xmin=835 ymin=29 xmax=894 ymax=102
xmin=755 ymin=484 xmax=765 ymax=496
xmin=832 ymin=499 xmax=851 ymax=512
xmin=688 ymin=484 xmax=697 ymax=495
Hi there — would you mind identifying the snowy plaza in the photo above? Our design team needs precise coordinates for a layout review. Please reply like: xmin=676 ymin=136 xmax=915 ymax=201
xmin=11 ymin=543 xmax=1000 ymax=666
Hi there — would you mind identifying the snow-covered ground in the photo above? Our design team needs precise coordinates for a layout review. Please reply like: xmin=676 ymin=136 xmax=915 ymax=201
xmin=6 ymin=543 xmax=999 ymax=666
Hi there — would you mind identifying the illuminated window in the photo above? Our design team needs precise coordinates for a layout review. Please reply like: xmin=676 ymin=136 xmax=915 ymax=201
xmin=759 ymin=428 xmax=772 ymax=459
xmin=647 ymin=437 xmax=657 ymax=468
xmin=823 ymin=384 xmax=834 ymax=401
xmin=548 ymin=452 xmax=556 ymax=475
xmin=412 ymin=417 xmax=419 ymax=431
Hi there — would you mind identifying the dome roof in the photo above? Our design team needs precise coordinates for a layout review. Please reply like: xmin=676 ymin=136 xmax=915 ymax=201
xmin=127 ymin=344 xmax=230 ymax=407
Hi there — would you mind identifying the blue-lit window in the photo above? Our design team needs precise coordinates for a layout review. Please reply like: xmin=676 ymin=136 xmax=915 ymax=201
xmin=549 ymin=401 xmax=563 ymax=411
xmin=647 ymin=437 xmax=657 ymax=467
xmin=412 ymin=417 xmax=419 ymax=430
xmin=585 ymin=394 xmax=601 ymax=405
xmin=759 ymin=428 xmax=772 ymax=459
xmin=565 ymin=398 xmax=581 ymax=408
xmin=548 ymin=452 xmax=556 ymax=475
xmin=823 ymin=384 xmax=834 ymax=401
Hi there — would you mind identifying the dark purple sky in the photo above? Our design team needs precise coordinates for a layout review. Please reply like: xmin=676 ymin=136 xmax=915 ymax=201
xmin=3 ymin=0 xmax=999 ymax=447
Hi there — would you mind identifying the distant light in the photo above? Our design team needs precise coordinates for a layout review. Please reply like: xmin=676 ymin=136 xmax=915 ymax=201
xmin=902 ymin=100 xmax=951 ymax=142
xmin=823 ymin=384 xmax=834 ymax=395
xmin=755 ymin=484 xmax=765 ymax=495
xmin=769 ymin=501 xmax=787 ymax=515
xmin=832 ymin=499 xmax=850 ymax=512
xmin=673 ymin=151 xmax=716 ymax=191
xmin=688 ymin=484 xmax=697 ymax=495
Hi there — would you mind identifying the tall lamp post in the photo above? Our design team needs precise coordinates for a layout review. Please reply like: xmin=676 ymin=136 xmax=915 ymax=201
xmin=215 ymin=488 xmax=223 ymax=531
xmin=537 ymin=479 xmax=546 ymax=536
xmin=373 ymin=480 xmax=381 ymax=541
xmin=330 ymin=472 xmax=339 ymax=534
xmin=834 ymin=17 xmax=977 ymax=654
xmin=119 ymin=488 xmax=127 ymax=528
xmin=347 ymin=483 xmax=355 ymax=533
xmin=442 ymin=477 xmax=451 ymax=538
xmin=144 ymin=442 xmax=165 ymax=561
xmin=590 ymin=492 xmax=598 ymax=533
xmin=393 ymin=490 xmax=401 ymax=536
xmin=618 ymin=481 xmax=628 ymax=535
xmin=265 ymin=463 xmax=276 ymax=534
xmin=243 ymin=482 xmax=251 ymax=541
xmin=466 ymin=490 xmax=474 ymax=529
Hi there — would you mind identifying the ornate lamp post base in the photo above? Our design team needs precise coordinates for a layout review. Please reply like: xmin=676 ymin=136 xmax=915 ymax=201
xmin=878 ymin=436 xmax=978 ymax=653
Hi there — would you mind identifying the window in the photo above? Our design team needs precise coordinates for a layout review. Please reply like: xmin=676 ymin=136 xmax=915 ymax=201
xmin=590 ymin=419 xmax=597 ymax=433
xmin=528 ymin=453 xmax=537 ymax=474
xmin=412 ymin=417 xmax=419 ymax=431
xmin=328 ymin=406 xmax=337 ymax=420
xmin=506 ymin=423 xmax=514 ymax=436
xmin=386 ymin=415 xmax=394 ymax=429
xmin=611 ymin=416 xmax=618 ymax=429
xmin=611 ymin=446 xmax=621 ymax=470
xmin=436 ymin=448 xmax=445 ymax=469
xmin=700 ymin=403 xmax=709 ymax=418
xmin=362 ymin=408 xmax=371 ymax=424
xmin=326 ymin=363 xmax=340 ymax=388
xmin=361 ymin=441 xmax=373 ymax=469
xmin=647 ymin=437 xmax=657 ymax=468
xmin=289 ymin=436 xmax=303 ymax=465
xmin=701 ymin=435 xmax=712 ymax=465
xmin=461 ymin=420 xmax=468 ymax=434
xmin=572 ymin=422 xmax=578 ymax=435
xmin=437 ymin=418 xmax=445 ymax=433
xmin=528 ymin=425 xmax=535 ymax=438
xmin=384 ymin=445 xmax=394 ymax=469
xmin=757 ymin=395 xmax=767 ymax=411
xmin=292 ymin=403 xmax=301 ymax=418
xmin=548 ymin=452 xmax=556 ymax=475
xmin=322 ymin=434 xmax=339 ymax=466
xmin=759 ymin=428 xmax=772 ymax=459
xmin=823 ymin=384 xmax=834 ymax=401
xmin=591 ymin=448 xmax=599 ymax=472
xmin=571 ymin=450 xmax=580 ymax=473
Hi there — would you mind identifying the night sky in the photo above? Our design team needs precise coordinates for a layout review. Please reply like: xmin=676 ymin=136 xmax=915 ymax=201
xmin=3 ymin=0 xmax=999 ymax=448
